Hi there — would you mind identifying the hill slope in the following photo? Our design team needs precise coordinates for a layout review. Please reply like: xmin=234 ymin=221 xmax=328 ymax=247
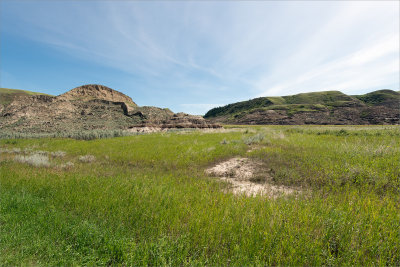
xmin=204 ymin=90 xmax=399 ymax=125
xmin=0 ymin=85 xmax=219 ymax=134
xmin=0 ymin=88 xmax=53 ymax=111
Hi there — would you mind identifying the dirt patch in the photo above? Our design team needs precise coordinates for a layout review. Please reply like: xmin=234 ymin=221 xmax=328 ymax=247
xmin=199 ymin=128 xmax=246 ymax=133
xmin=206 ymin=157 xmax=299 ymax=197
xmin=206 ymin=158 xmax=260 ymax=180
xmin=126 ymin=127 xmax=166 ymax=133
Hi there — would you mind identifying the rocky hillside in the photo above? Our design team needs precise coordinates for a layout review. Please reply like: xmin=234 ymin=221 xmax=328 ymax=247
xmin=0 ymin=84 xmax=219 ymax=134
xmin=204 ymin=90 xmax=399 ymax=125
xmin=58 ymin=84 xmax=137 ymax=106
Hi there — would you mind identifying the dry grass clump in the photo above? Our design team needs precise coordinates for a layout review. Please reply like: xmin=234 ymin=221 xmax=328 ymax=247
xmin=11 ymin=148 xmax=21 ymax=153
xmin=79 ymin=155 xmax=96 ymax=163
xmin=50 ymin=151 xmax=66 ymax=158
xmin=0 ymin=148 xmax=67 ymax=158
xmin=14 ymin=153 xmax=50 ymax=167
xmin=35 ymin=150 xmax=48 ymax=155
xmin=243 ymin=133 xmax=265 ymax=145
xmin=60 ymin=161 xmax=74 ymax=169
xmin=0 ymin=148 xmax=21 ymax=154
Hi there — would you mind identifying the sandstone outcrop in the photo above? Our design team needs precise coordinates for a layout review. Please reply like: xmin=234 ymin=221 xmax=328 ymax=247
xmin=0 ymin=84 xmax=220 ymax=133
xmin=58 ymin=84 xmax=137 ymax=106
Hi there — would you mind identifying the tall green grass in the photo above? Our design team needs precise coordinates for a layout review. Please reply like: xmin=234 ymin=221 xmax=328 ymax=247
xmin=0 ymin=126 xmax=399 ymax=265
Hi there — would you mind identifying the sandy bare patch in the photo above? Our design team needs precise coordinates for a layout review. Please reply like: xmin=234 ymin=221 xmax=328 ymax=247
xmin=126 ymin=127 xmax=167 ymax=133
xmin=220 ymin=178 xmax=297 ymax=197
xmin=206 ymin=157 xmax=259 ymax=180
xmin=126 ymin=127 xmax=244 ymax=134
xmin=199 ymin=128 xmax=245 ymax=133
xmin=206 ymin=157 xmax=299 ymax=197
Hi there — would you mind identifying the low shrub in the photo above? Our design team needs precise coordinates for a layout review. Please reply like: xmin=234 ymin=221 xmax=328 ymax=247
xmin=50 ymin=151 xmax=66 ymax=157
xmin=243 ymin=133 xmax=265 ymax=145
xmin=14 ymin=153 xmax=50 ymax=167
xmin=60 ymin=161 xmax=74 ymax=169
xmin=79 ymin=155 xmax=96 ymax=163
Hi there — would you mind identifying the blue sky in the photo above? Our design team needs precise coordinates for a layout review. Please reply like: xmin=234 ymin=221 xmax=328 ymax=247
xmin=1 ymin=1 xmax=399 ymax=115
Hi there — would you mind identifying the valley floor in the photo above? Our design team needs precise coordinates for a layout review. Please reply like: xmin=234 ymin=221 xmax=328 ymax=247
xmin=0 ymin=125 xmax=399 ymax=265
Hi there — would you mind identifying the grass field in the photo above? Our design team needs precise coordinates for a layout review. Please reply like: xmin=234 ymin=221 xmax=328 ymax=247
xmin=0 ymin=125 xmax=399 ymax=265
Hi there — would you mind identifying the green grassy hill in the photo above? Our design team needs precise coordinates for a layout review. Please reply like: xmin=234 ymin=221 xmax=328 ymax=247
xmin=282 ymin=91 xmax=356 ymax=104
xmin=353 ymin=89 xmax=400 ymax=106
xmin=204 ymin=89 xmax=400 ymax=125
xmin=204 ymin=90 xmax=367 ymax=118
xmin=204 ymin=97 xmax=274 ymax=118
xmin=0 ymin=88 xmax=52 ymax=107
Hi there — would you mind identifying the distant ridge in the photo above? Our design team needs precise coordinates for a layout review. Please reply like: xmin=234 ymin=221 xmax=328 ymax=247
xmin=204 ymin=89 xmax=400 ymax=125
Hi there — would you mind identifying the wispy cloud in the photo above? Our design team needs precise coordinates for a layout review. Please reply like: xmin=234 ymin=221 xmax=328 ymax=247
xmin=253 ymin=2 xmax=399 ymax=96
xmin=1 ymin=1 xmax=398 ymax=114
